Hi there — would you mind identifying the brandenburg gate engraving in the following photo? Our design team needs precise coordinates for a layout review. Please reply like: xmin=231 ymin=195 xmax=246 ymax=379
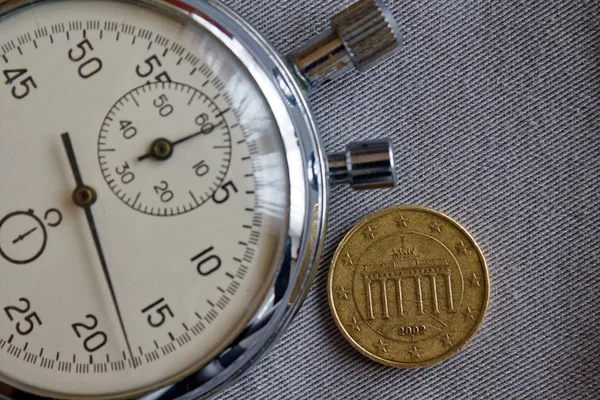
xmin=362 ymin=257 xmax=455 ymax=320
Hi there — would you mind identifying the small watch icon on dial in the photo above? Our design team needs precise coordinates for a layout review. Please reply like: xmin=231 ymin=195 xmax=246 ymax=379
xmin=0 ymin=208 xmax=62 ymax=265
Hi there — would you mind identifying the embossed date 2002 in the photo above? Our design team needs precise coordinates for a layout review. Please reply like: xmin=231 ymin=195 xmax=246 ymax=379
xmin=399 ymin=325 xmax=426 ymax=336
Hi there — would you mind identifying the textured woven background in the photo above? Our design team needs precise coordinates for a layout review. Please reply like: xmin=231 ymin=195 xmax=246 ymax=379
xmin=215 ymin=0 xmax=600 ymax=398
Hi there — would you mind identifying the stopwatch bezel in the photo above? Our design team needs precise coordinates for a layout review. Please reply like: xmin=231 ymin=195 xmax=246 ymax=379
xmin=0 ymin=0 xmax=327 ymax=399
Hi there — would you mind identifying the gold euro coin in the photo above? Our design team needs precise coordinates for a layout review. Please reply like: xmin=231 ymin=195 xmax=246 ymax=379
xmin=328 ymin=205 xmax=489 ymax=368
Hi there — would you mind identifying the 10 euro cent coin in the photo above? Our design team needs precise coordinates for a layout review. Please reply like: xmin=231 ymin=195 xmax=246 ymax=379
xmin=328 ymin=206 xmax=489 ymax=368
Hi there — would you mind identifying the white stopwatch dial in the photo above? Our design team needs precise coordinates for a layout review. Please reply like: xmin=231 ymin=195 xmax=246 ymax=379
xmin=0 ymin=0 xmax=290 ymax=398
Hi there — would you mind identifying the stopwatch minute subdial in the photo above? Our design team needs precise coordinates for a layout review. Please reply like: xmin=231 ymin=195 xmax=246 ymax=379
xmin=98 ymin=81 xmax=233 ymax=217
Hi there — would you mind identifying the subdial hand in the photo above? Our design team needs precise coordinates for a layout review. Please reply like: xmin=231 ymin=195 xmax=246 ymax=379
xmin=137 ymin=120 xmax=224 ymax=162
xmin=12 ymin=227 xmax=38 ymax=244
xmin=61 ymin=132 xmax=137 ymax=368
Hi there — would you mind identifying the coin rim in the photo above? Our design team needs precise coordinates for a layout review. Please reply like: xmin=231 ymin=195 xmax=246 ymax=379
xmin=327 ymin=205 xmax=490 ymax=368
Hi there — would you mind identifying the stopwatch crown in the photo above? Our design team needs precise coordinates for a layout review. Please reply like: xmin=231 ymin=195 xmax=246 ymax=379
xmin=289 ymin=0 xmax=401 ymax=89
xmin=331 ymin=0 xmax=402 ymax=72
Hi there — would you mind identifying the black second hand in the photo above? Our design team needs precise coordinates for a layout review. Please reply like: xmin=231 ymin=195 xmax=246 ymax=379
xmin=61 ymin=132 xmax=137 ymax=368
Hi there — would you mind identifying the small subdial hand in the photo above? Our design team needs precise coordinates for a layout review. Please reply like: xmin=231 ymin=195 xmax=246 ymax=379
xmin=12 ymin=227 xmax=38 ymax=244
xmin=136 ymin=120 xmax=224 ymax=162
xmin=61 ymin=132 xmax=137 ymax=367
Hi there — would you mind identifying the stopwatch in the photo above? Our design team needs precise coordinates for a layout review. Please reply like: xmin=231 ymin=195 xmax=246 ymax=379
xmin=0 ymin=0 xmax=400 ymax=399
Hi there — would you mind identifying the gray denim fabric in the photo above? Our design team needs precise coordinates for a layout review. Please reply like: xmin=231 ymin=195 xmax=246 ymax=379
xmin=215 ymin=0 xmax=600 ymax=398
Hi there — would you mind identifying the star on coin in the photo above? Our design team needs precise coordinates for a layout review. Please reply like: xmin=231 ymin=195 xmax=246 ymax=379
xmin=341 ymin=252 xmax=356 ymax=268
xmin=441 ymin=334 xmax=453 ymax=348
xmin=349 ymin=316 xmax=362 ymax=332
xmin=374 ymin=339 xmax=389 ymax=353
xmin=456 ymin=240 xmax=469 ymax=255
xmin=365 ymin=225 xmax=378 ymax=239
xmin=396 ymin=214 xmax=409 ymax=228
xmin=469 ymin=272 xmax=482 ymax=287
xmin=463 ymin=306 xmax=476 ymax=321
xmin=336 ymin=286 xmax=351 ymax=301
xmin=408 ymin=345 xmax=421 ymax=360
xmin=429 ymin=220 xmax=442 ymax=233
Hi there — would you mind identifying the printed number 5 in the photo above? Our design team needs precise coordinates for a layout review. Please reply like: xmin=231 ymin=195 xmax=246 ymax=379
xmin=212 ymin=181 xmax=238 ymax=204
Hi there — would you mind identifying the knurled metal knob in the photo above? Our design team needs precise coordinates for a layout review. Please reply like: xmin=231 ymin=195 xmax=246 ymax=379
xmin=289 ymin=0 xmax=402 ymax=89
xmin=331 ymin=0 xmax=402 ymax=72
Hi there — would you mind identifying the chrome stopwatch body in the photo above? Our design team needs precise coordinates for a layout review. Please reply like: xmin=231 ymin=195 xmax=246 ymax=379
xmin=0 ymin=0 xmax=399 ymax=398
